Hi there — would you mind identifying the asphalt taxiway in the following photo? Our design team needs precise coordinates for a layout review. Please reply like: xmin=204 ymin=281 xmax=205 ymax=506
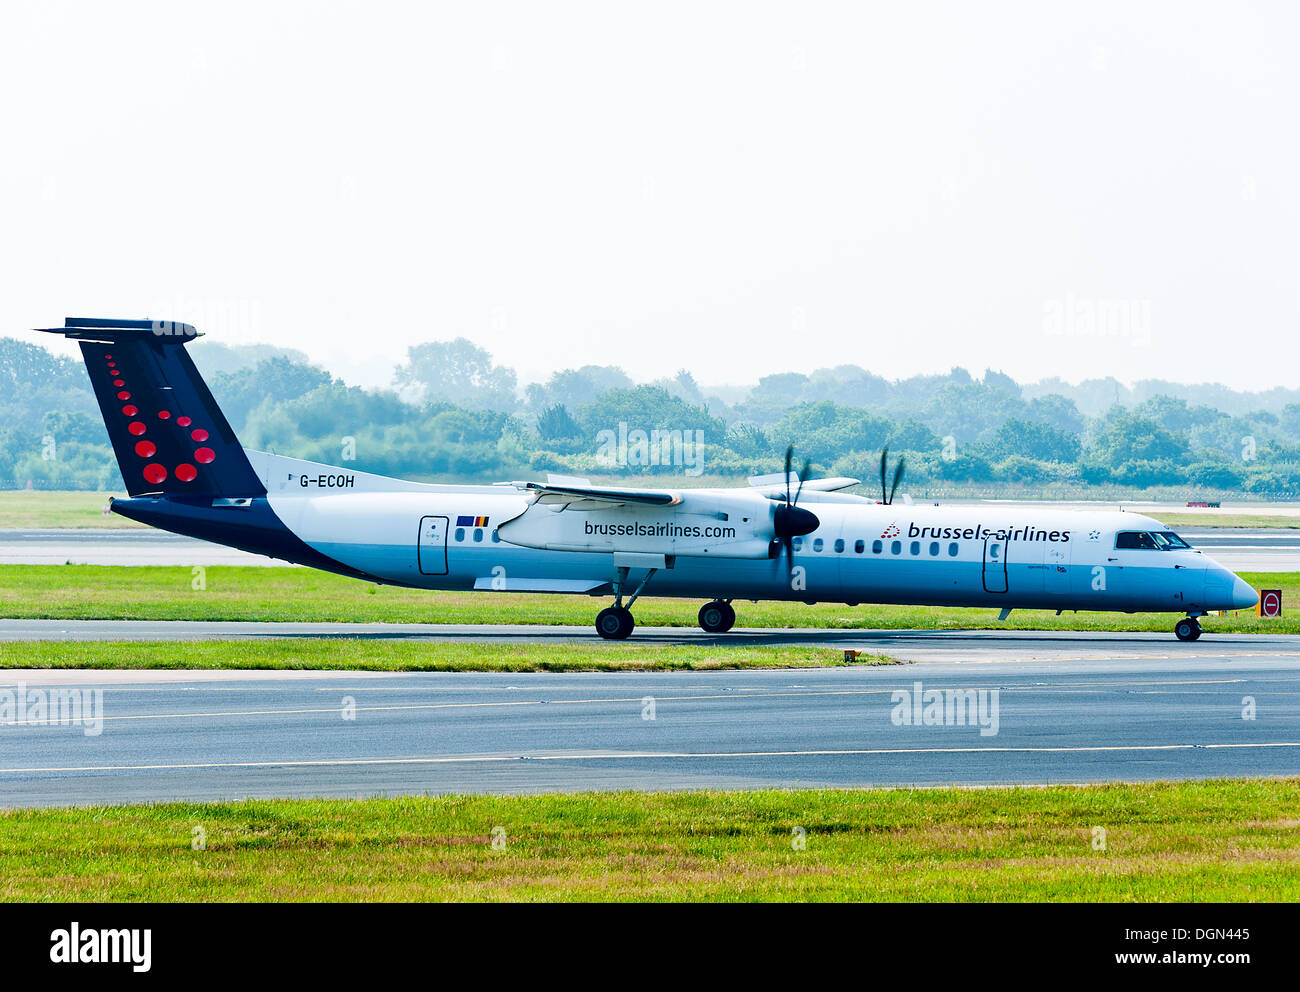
xmin=1 ymin=620 xmax=1297 ymax=663
xmin=0 ymin=649 xmax=1296 ymax=807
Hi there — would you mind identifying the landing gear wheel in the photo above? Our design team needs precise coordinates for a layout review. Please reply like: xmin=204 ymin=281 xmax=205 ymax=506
xmin=1174 ymin=617 xmax=1202 ymax=642
xmin=596 ymin=606 xmax=635 ymax=640
xmin=698 ymin=600 xmax=736 ymax=633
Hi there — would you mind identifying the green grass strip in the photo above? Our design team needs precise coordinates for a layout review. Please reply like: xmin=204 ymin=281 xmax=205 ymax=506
xmin=0 ymin=639 xmax=889 ymax=672
xmin=2 ymin=780 xmax=1296 ymax=901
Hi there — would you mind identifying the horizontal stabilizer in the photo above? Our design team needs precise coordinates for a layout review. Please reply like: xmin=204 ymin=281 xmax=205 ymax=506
xmin=36 ymin=317 xmax=200 ymax=341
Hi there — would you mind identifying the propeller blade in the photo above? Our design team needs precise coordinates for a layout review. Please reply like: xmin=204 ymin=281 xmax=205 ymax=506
xmin=888 ymin=456 xmax=906 ymax=505
xmin=770 ymin=450 xmax=820 ymax=575
xmin=879 ymin=447 xmax=889 ymax=504
xmin=794 ymin=459 xmax=811 ymax=506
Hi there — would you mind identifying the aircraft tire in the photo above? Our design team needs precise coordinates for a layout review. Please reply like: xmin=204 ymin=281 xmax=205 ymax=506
xmin=698 ymin=600 xmax=736 ymax=633
xmin=596 ymin=606 xmax=635 ymax=640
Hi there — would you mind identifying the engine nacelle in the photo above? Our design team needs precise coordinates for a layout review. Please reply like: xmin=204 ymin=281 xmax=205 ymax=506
xmin=497 ymin=490 xmax=776 ymax=559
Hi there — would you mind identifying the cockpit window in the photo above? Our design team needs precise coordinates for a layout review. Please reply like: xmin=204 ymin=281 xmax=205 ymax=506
xmin=1115 ymin=531 xmax=1159 ymax=550
xmin=1116 ymin=530 xmax=1193 ymax=550
xmin=1151 ymin=531 xmax=1192 ymax=550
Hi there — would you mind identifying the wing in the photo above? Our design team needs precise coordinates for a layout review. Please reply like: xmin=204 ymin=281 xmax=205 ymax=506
xmin=746 ymin=474 xmax=861 ymax=497
xmin=501 ymin=480 xmax=680 ymax=510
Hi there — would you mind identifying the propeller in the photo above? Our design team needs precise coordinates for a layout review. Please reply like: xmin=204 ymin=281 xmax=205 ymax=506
xmin=770 ymin=445 xmax=820 ymax=572
xmin=879 ymin=446 xmax=906 ymax=505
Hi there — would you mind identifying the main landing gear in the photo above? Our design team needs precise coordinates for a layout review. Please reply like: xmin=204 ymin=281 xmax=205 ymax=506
xmin=594 ymin=565 xmax=658 ymax=640
xmin=698 ymin=599 xmax=736 ymax=633
xmin=593 ymin=572 xmax=737 ymax=640
xmin=1174 ymin=616 xmax=1202 ymax=642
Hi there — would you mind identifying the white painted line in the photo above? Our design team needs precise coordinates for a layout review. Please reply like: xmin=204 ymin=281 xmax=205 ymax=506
xmin=0 ymin=679 xmax=1256 ymax=724
xmin=4 ymin=741 xmax=1299 ymax=775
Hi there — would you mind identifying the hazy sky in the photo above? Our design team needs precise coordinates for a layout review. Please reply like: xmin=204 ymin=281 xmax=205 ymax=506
xmin=3 ymin=2 xmax=1296 ymax=391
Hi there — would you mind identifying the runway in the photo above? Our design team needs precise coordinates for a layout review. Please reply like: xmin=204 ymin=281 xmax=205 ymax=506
xmin=2 ymin=527 xmax=1299 ymax=570
xmin=1 ymin=655 xmax=1296 ymax=806
xmin=1178 ymin=529 xmax=1300 ymax=572
xmin=0 ymin=528 xmax=290 ymax=566
xmin=2 ymin=620 xmax=1299 ymax=664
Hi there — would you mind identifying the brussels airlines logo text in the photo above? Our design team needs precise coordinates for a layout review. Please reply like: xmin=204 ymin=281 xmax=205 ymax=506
xmin=904 ymin=522 xmax=1072 ymax=543
xmin=584 ymin=520 xmax=736 ymax=539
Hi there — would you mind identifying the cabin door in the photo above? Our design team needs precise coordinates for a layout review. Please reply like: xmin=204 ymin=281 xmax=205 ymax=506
xmin=418 ymin=515 xmax=449 ymax=575
xmin=982 ymin=534 xmax=1009 ymax=593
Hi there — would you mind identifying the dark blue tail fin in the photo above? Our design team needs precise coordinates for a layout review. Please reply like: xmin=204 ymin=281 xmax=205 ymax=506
xmin=36 ymin=318 xmax=266 ymax=498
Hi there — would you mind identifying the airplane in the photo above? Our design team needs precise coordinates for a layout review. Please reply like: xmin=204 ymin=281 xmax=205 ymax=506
xmin=38 ymin=317 xmax=1259 ymax=642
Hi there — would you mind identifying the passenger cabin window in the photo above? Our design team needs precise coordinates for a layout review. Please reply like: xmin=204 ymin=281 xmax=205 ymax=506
xmin=833 ymin=539 xmax=845 ymax=553
xmin=929 ymin=542 xmax=940 ymax=556
xmin=948 ymin=542 xmax=959 ymax=557
xmin=473 ymin=528 xmax=484 ymax=543
xmin=792 ymin=537 xmax=803 ymax=551
xmin=454 ymin=528 xmax=465 ymax=541
xmin=1115 ymin=531 xmax=1160 ymax=551
xmin=872 ymin=540 xmax=883 ymax=554
xmin=909 ymin=541 xmax=920 ymax=555
xmin=854 ymin=540 xmax=865 ymax=553
xmin=813 ymin=538 xmax=824 ymax=552
xmin=491 ymin=530 xmax=501 ymax=543
xmin=891 ymin=540 xmax=901 ymax=555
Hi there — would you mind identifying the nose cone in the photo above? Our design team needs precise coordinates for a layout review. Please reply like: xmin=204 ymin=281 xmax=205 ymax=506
xmin=1230 ymin=575 xmax=1258 ymax=610
xmin=1203 ymin=567 xmax=1257 ymax=611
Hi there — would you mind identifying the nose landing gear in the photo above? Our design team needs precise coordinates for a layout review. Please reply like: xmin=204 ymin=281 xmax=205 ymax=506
xmin=698 ymin=599 xmax=736 ymax=633
xmin=1174 ymin=616 xmax=1202 ymax=642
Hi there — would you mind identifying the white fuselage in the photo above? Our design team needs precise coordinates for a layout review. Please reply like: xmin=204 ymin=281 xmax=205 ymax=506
xmin=254 ymin=454 xmax=1256 ymax=615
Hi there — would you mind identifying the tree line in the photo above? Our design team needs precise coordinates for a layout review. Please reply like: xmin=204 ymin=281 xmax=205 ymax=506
xmin=3 ymin=335 xmax=1300 ymax=497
